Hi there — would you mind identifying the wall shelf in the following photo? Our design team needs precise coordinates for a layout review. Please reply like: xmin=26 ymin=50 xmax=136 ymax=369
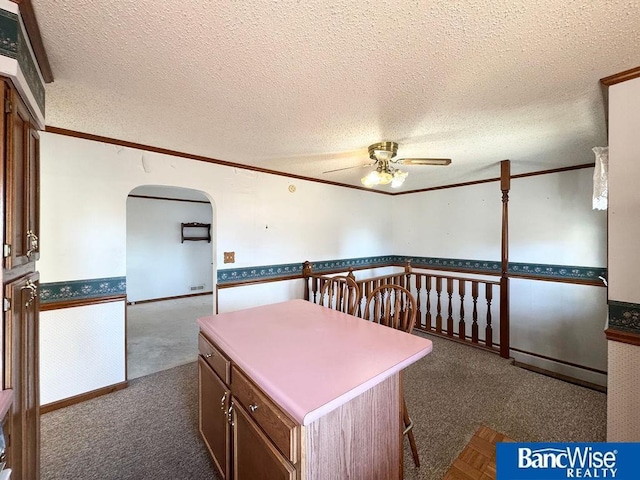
xmin=181 ymin=222 xmax=211 ymax=243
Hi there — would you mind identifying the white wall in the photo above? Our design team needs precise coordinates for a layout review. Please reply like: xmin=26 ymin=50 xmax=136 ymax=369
xmin=392 ymin=181 xmax=502 ymax=260
xmin=607 ymin=75 xmax=640 ymax=441
xmin=126 ymin=196 xmax=213 ymax=302
xmin=38 ymin=132 xmax=391 ymax=403
xmin=39 ymin=131 xmax=609 ymax=402
xmin=608 ymin=76 xmax=640 ymax=304
xmin=39 ymin=301 xmax=125 ymax=405
xmin=392 ymin=166 xmax=608 ymax=385
xmin=510 ymin=169 xmax=606 ymax=266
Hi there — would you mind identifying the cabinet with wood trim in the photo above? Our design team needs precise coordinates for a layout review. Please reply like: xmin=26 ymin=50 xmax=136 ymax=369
xmin=197 ymin=301 xmax=432 ymax=480
xmin=3 ymin=272 xmax=39 ymax=480
xmin=1 ymin=77 xmax=41 ymax=480
xmin=198 ymin=332 xmax=300 ymax=480
xmin=198 ymin=333 xmax=231 ymax=479
xmin=3 ymin=81 xmax=40 ymax=270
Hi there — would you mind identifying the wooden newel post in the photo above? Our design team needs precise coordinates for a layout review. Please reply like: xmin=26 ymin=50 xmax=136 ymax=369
xmin=404 ymin=259 xmax=412 ymax=288
xmin=347 ymin=267 xmax=356 ymax=281
xmin=303 ymin=261 xmax=312 ymax=301
xmin=500 ymin=160 xmax=511 ymax=358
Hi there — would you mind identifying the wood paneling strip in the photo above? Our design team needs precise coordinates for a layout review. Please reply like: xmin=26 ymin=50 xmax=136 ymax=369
xmin=40 ymin=294 xmax=126 ymax=311
xmin=127 ymin=291 xmax=213 ymax=306
xmin=600 ymin=66 xmax=640 ymax=86
xmin=45 ymin=126 xmax=392 ymax=195
xmin=128 ymin=194 xmax=210 ymax=204
xmin=605 ymin=328 xmax=640 ymax=347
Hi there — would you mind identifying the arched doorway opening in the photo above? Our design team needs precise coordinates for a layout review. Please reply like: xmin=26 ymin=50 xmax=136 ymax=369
xmin=126 ymin=185 xmax=214 ymax=379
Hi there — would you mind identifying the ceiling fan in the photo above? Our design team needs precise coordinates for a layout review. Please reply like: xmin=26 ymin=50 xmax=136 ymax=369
xmin=323 ymin=141 xmax=451 ymax=188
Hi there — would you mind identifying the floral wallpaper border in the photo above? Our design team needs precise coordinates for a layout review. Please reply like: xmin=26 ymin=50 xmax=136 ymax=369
xmin=0 ymin=4 xmax=45 ymax=114
xmin=40 ymin=277 xmax=127 ymax=304
xmin=217 ymin=255 xmax=604 ymax=284
xmin=608 ymin=300 xmax=640 ymax=335
xmin=39 ymin=256 xmax=606 ymax=303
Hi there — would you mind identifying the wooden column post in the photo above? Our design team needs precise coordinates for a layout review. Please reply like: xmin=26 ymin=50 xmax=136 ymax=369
xmin=500 ymin=160 xmax=511 ymax=358
xmin=303 ymin=261 xmax=312 ymax=301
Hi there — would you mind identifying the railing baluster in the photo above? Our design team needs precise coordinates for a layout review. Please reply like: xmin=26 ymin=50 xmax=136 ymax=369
xmin=458 ymin=280 xmax=466 ymax=340
xmin=435 ymin=277 xmax=443 ymax=333
xmin=485 ymin=283 xmax=493 ymax=348
xmin=312 ymin=276 xmax=318 ymax=303
xmin=415 ymin=274 xmax=423 ymax=329
xmin=305 ymin=268 xmax=504 ymax=356
xmin=471 ymin=281 xmax=479 ymax=344
xmin=446 ymin=278 xmax=454 ymax=336
xmin=425 ymin=275 xmax=432 ymax=331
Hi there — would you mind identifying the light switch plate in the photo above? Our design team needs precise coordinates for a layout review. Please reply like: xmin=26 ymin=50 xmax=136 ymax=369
xmin=224 ymin=252 xmax=235 ymax=263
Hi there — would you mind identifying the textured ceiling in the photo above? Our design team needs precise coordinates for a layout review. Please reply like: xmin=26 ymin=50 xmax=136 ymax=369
xmin=33 ymin=0 xmax=640 ymax=192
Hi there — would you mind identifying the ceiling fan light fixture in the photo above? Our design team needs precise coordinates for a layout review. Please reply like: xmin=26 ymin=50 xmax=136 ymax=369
xmin=391 ymin=170 xmax=408 ymax=188
xmin=361 ymin=169 xmax=392 ymax=187
xmin=361 ymin=170 xmax=380 ymax=188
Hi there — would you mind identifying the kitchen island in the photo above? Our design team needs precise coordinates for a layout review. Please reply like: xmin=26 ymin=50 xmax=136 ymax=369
xmin=197 ymin=299 xmax=433 ymax=480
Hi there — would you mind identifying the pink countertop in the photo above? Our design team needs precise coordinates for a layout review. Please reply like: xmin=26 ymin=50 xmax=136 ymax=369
xmin=197 ymin=299 xmax=433 ymax=426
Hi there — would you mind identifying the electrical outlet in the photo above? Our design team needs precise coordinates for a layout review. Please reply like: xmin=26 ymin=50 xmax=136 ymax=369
xmin=224 ymin=251 xmax=235 ymax=263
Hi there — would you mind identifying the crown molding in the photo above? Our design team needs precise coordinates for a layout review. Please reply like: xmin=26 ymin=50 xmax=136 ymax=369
xmin=600 ymin=66 xmax=640 ymax=86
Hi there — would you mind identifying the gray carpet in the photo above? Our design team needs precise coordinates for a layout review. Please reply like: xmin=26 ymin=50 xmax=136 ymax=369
xmin=42 ymin=333 xmax=606 ymax=480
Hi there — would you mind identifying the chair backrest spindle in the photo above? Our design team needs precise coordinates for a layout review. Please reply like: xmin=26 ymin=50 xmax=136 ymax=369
xmin=318 ymin=275 xmax=360 ymax=315
xmin=363 ymin=284 xmax=417 ymax=334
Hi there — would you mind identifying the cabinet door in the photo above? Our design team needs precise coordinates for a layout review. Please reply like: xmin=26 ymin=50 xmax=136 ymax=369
xmin=199 ymin=356 xmax=230 ymax=479
xmin=233 ymin=401 xmax=296 ymax=480
xmin=4 ymin=271 xmax=40 ymax=480
xmin=3 ymin=84 xmax=39 ymax=270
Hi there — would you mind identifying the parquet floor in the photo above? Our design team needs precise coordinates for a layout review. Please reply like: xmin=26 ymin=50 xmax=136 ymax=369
xmin=442 ymin=425 xmax=514 ymax=480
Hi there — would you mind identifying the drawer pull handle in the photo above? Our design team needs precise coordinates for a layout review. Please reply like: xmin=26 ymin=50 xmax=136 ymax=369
xmin=249 ymin=403 xmax=259 ymax=413
xmin=220 ymin=391 xmax=228 ymax=411
xmin=205 ymin=353 xmax=213 ymax=358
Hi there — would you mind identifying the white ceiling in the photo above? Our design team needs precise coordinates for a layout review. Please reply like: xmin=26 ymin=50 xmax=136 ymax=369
xmin=33 ymin=0 xmax=639 ymax=193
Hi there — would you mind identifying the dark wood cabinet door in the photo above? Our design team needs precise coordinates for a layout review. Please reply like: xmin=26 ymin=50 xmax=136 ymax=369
xmin=3 ymin=84 xmax=39 ymax=270
xmin=199 ymin=356 xmax=230 ymax=479
xmin=3 ymin=271 xmax=40 ymax=480
xmin=232 ymin=402 xmax=296 ymax=480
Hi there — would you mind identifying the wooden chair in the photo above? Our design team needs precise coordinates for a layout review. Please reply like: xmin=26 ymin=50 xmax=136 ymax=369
xmin=318 ymin=275 xmax=360 ymax=315
xmin=363 ymin=283 xmax=420 ymax=467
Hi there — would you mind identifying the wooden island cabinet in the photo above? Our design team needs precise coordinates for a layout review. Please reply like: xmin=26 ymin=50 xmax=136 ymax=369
xmin=198 ymin=299 xmax=432 ymax=480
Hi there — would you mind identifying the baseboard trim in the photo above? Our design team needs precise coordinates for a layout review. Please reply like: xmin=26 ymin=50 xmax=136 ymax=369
xmin=510 ymin=347 xmax=607 ymax=375
xmin=513 ymin=361 xmax=606 ymax=393
xmin=510 ymin=349 xmax=607 ymax=390
xmin=40 ymin=381 xmax=129 ymax=414
xmin=127 ymin=291 xmax=213 ymax=305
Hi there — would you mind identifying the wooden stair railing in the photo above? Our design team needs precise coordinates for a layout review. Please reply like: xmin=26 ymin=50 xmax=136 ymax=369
xmin=304 ymin=261 xmax=507 ymax=357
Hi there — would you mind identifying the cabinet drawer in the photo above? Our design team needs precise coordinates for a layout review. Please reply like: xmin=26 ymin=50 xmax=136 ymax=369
xmin=231 ymin=366 xmax=299 ymax=463
xmin=198 ymin=333 xmax=230 ymax=385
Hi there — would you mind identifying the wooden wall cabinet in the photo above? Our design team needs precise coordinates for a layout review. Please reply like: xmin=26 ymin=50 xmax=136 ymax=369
xmin=1 ymin=78 xmax=41 ymax=480
xmin=3 ymin=83 xmax=40 ymax=270
xmin=3 ymin=272 xmax=39 ymax=480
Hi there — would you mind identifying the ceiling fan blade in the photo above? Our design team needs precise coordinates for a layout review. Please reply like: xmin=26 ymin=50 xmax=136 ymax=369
xmin=396 ymin=158 xmax=452 ymax=166
xmin=323 ymin=162 xmax=375 ymax=174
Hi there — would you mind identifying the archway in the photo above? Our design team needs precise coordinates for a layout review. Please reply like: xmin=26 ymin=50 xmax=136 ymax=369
xmin=126 ymin=185 xmax=215 ymax=379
